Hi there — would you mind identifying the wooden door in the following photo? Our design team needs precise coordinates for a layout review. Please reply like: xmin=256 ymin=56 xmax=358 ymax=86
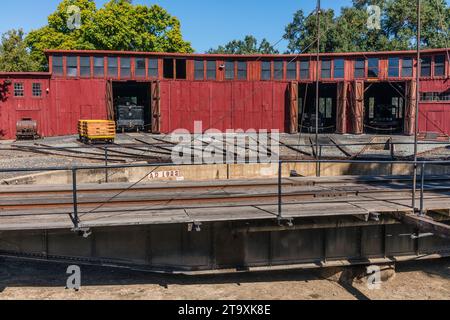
xmin=151 ymin=80 xmax=161 ymax=133
xmin=289 ymin=81 xmax=299 ymax=134
xmin=336 ymin=82 xmax=348 ymax=134
xmin=105 ymin=80 xmax=114 ymax=121
xmin=404 ymin=79 xmax=416 ymax=135
xmin=353 ymin=80 xmax=364 ymax=134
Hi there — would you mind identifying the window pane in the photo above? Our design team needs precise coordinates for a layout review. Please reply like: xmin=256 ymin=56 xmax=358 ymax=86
xmin=334 ymin=59 xmax=344 ymax=69
xmin=237 ymin=61 xmax=247 ymax=80
xmin=80 ymin=56 xmax=90 ymax=66
xmin=286 ymin=61 xmax=297 ymax=80
xmin=326 ymin=98 xmax=332 ymax=118
xmin=207 ymin=60 xmax=216 ymax=80
xmin=319 ymin=98 xmax=326 ymax=115
xmin=66 ymin=56 xmax=78 ymax=77
xmin=261 ymin=61 xmax=271 ymax=80
xmin=14 ymin=83 xmax=24 ymax=97
xmin=194 ymin=60 xmax=204 ymax=80
xmin=421 ymin=57 xmax=431 ymax=77
xmin=388 ymin=57 xmax=399 ymax=77
xmin=135 ymin=58 xmax=146 ymax=77
xmin=225 ymin=61 xmax=234 ymax=80
xmin=120 ymin=57 xmax=131 ymax=78
xmin=108 ymin=57 xmax=118 ymax=77
xmin=80 ymin=56 xmax=91 ymax=77
xmin=354 ymin=59 xmax=365 ymax=78
xmin=300 ymin=61 xmax=310 ymax=79
xmin=273 ymin=61 xmax=283 ymax=80
xmin=94 ymin=57 xmax=104 ymax=77
xmin=52 ymin=56 xmax=63 ymax=76
xmin=434 ymin=55 xmax=445 ymax=77
xmin=402 ymin=58 xmax=413 ymax=77
xmin=368 ymin=58 xmax=378 ymax=78
xmin=32 ymin=83 xmax=42 ymax=97
xmin=334 ymin=59 xmax=344 ymax=78
xmin=148 ymin=58 xmax=158 ymax=78
xmin=368 ymin=58 xmax=378 ymax=68
xmin=355 ymin=59 xmax=365 ymax=68
xmin=321 ymin=60 xmax=331 ymax=79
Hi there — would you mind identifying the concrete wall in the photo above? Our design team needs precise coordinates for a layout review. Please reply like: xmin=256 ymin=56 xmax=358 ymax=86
xmin=3 ymin=162 xmax=450 ymax=185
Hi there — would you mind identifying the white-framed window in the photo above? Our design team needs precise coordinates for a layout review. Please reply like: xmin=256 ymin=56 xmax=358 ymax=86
xmin=14 ymin=83 xmax=24 ymax=97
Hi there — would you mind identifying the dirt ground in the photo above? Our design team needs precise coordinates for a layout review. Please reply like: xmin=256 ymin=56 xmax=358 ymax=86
xmin=0 ymin=257 xmax=448 ymax=300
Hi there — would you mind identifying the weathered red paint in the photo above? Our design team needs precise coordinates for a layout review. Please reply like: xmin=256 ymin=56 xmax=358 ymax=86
xmin=0 ymin=76 xmax=107 ymax=139
xmin=0 ymin=49 xmax=449 ymax=140
xmin=159 ymin=81 xmax=288 ymax=133
xmin=419 ymin=103 xmax=450 ymax=134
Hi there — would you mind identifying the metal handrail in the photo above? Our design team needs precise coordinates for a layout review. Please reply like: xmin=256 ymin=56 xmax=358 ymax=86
xmin=1 ymin=158 xmax=450 ymax=231
xmin=276 ymin=159 xmax=450 ymax=223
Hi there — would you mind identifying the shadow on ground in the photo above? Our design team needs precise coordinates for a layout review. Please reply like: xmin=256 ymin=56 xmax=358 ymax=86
xmin=0 ymin=256 xmax=448 ymax=299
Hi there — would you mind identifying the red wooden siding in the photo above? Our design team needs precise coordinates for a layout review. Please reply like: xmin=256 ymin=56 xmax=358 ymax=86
xmin=1 ymin=48 xmax=449 ymax=140
xmin=160 ymin=81 xmax=288 ymax=133
xmin=419 ymin=103 xmax=450 ymax=135
xmin=0 ymin=77 xmax=106 ymax=139
xmin=0 ymin=77 xmax=51 ymax=139
xmin=50 ymin=79 xmax=107 ymax=136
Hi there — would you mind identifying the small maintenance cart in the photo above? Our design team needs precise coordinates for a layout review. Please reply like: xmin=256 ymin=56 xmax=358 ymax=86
xmin=78 ymin=120 xmax=116 ymax=144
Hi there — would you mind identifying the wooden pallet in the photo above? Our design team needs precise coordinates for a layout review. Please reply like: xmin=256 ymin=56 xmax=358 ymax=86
xmin=78 ymin=120 xmax=116 ymax=144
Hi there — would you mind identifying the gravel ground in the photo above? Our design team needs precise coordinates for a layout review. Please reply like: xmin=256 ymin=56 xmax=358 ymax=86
xmin=1 ymin=134 xmax=449 ymax=181
xmin=0 ymin=257 xmax=448 ymax=300
xmin=0 ymin=148 xmax=100 ymax=180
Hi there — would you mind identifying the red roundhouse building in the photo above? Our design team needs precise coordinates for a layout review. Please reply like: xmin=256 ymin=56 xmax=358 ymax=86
xmin=0 ymin=48 xmax=449 ymax=140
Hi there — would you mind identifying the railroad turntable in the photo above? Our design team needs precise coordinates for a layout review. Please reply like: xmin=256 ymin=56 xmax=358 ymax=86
xmin=0 ymin=160 xmax=449 ymax=273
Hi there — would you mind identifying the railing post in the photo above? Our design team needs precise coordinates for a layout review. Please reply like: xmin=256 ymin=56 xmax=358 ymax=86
xmin=412 ymin=163 xmax=417 ymax=212
xmin=104 ymin=146 xmax=109 ymax=183
xmin=72 ymin=168 xmax=79 ymax=229
xmin=390 ymin=141 xmax=395 ymax=159
xmin=420 ymin=162 xmax=425 ymax=216
xmin=278 ymin=160 xmax=283 ymax=220
xmin=318 ymin=144 xmax=322 ymax=178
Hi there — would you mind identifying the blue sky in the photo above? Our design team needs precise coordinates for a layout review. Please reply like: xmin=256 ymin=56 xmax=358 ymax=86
xmin=0 ymin=1 xmax=447 ymax=53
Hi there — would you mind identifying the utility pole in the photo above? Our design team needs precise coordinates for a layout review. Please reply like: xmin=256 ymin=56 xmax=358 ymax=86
xmin=413 ymin=0 xmax=421 ymax=212
xmin=315 ymin=0 xmax=321 ymax=176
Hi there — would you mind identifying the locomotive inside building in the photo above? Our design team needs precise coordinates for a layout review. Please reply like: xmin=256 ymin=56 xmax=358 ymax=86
xmin=298 ymin=83 xmax=337 ymax=133
xmin=364 ymin=82 xmax=405 ymax=134
xmin=112 ymin=82 xmax=152 ymax=132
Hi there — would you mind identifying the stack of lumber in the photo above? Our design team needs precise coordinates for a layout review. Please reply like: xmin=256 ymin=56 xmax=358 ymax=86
xmin=78 ymin=120 xmax=116 ymax=143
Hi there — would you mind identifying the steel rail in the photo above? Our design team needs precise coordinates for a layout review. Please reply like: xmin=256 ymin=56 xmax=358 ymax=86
xmin=1 ymin=159 xmax=450 ymax=174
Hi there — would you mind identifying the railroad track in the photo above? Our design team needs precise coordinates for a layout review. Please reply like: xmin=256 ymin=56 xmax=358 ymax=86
xmin=2 ymin=176 xmax=450 ymax=213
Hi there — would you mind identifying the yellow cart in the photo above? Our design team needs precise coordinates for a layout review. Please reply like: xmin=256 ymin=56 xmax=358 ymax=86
xmin=78 ymin=120 xmax=116 ymax=144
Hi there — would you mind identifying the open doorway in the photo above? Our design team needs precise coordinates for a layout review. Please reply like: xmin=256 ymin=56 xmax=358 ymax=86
xmin=364 ymin=82 xmax=405 ymax=134
xmin=298 ymin=83 xmax=337 ymax=133
xmin=112 ymin=81 xmax=152 ymax=133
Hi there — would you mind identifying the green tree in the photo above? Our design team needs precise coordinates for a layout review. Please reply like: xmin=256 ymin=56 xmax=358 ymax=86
xmin=284 ymin=9 xmax=337 ymax=53
xmin=383 ymin=0 xmax=450 ymax=49
xmin=0 ymin=29 xmax=39 ymax=72
xmin=283 ymin=0 xmax=449 ymax=53
xmin=26 ymin=0 xmax=193 ymax=70
xmin=207 ymin=35 xmax=279 ymax=54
